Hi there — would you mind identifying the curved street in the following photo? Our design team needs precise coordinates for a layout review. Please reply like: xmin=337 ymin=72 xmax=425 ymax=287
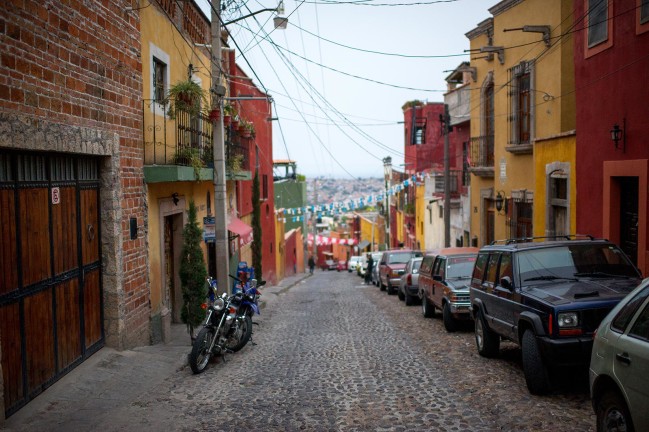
xmin=104 ymin=270 xmax=596 ymax=432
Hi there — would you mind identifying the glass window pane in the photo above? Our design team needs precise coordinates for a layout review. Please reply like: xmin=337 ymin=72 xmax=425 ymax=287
xmin=612 ymin=285 xmax=649 ymax=333
xmin=588 ymin=0 xmax=608 ymax=46
xmin=629 ymin=303 xmax=649 ymax=340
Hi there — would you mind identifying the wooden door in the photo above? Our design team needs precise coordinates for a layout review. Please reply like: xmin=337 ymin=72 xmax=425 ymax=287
xmin=0 ymin=151 xmax=103 ymax=417
xmin=620 ymin=177 xmax=639 ymax=265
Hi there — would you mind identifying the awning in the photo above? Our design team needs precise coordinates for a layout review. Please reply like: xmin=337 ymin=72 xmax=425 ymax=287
xmin=358 ymin=240 xmax=371 ymax=250
xmin=228 ymin=217 xmax=253 ymax=248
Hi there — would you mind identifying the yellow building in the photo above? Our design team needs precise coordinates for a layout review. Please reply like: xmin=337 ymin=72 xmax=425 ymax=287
xmin=415 ymin=183 xmax=426 ymax=251
xmin=140 ymin=2 xmax=239 ymax=342
xmin=466 ymin=0 xmax=576 ymax=245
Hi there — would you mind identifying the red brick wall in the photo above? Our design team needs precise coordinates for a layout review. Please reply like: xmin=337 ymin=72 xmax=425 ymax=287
xmin=0 ymin=0 xmax=149 ymax=347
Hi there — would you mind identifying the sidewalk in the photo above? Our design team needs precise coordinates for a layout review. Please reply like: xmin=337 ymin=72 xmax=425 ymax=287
xmin=2 ymin=272 xmax=310 ymax=432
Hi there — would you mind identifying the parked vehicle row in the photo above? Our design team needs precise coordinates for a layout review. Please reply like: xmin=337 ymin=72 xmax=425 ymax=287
xmin=350 ymin=236 xmax=649 ymax=431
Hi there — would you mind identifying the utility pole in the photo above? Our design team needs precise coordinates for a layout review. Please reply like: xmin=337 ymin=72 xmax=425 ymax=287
xmin=442 ymin=104 xmax=451 ymax=248
xmin=311 ymin=178 xmax=318 ymax=262
xmin=211 ymin=1 xmax=230 ymax=294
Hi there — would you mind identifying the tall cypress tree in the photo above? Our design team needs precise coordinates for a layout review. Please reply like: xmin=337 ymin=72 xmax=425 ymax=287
xmin=179 ymin=199 xmax=208 ymax=337
xmin=252 ymin=170 xmax=262 ymax=281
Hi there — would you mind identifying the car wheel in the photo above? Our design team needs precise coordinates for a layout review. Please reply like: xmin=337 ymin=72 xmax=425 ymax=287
xmin=397 ymin=288 xmax=405 ymax=301
xmin=386 ymin=284 xmax=394 ymax=295
xmin=421 ymin=296 xmax=434 ymax=318
xmin=405 ymin=292 xmax=415 ymax=306
xmin=474 ymin=310 xmax=499 ymax=358
xmin=443 ymin=302 xmax=458 ymax=332
xmin=380 ymin=282 xmax=386 ymax=291
xmin=596 ymin=388 xmax=635 ymax=432
xmin=521 ymin=329 xmax=551 ymax=395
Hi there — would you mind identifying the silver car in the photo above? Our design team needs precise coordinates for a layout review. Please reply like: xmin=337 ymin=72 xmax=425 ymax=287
xmin=590 ymin=279 xmax=649 ymax=432
xmin=398 ymin=257 xmax=422 ymax=306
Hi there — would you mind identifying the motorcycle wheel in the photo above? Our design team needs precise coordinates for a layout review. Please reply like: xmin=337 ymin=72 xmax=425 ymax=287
xmin=189 ymin=327 xmax=215 ymax=374
xmin=225 ymin=315 xmax=253 ymax=352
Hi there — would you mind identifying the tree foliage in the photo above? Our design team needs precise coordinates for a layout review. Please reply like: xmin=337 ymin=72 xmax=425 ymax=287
xmin=179 ymin=199 xmax=208 ymax=335
xmin=252 ymin=170 xmax=262 ymax=280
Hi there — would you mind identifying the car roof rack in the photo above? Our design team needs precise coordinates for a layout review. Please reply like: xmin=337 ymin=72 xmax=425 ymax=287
xmin=490 ymin=234 xmax=603 ymax=246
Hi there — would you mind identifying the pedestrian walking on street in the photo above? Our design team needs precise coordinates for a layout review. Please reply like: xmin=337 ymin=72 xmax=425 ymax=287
xmin=308 ymin=255 xmax=315 ymax=274
xmin=364 ymin=253 xmax=373 ymax=284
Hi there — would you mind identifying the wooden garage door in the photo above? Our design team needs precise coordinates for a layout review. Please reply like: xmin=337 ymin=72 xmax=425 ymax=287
xmin=0 ymin=151 xmax=103 ymax=417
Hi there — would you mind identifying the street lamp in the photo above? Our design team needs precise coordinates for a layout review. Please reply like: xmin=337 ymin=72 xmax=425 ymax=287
xmin=383 ymin=156 xmax=392 ymax=249
xmin=210 ymin=1 xmax=286 ymax=294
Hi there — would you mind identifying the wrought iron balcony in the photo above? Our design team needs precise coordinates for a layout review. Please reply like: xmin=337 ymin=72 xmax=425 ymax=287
xmin=142 ymin=100 xmax=251 ymax=181
xmin=469 ymin=135 xmax=494 ymax=177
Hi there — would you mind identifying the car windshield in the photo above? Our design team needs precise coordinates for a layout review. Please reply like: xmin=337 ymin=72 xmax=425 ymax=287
xmin=517 ymin=244 xmax=639 ymax=283
xmin=446 ymin=256 xmax=477 ymax=278
xmin=388 ymin=252 xmax=421 ymax=264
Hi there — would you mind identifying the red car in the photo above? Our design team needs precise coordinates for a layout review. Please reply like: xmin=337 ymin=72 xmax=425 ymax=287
xmin=379 ymin=249 xmax=423 ymax=295
xmin=337 ymin=260 xmax=348 ymax=272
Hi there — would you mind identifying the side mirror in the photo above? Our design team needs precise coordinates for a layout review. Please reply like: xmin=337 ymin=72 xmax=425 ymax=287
xmin=500 ymin=276 xmax=513 ymax=290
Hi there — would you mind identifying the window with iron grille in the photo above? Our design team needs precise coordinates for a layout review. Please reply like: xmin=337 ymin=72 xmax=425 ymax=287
xmin=153 ymin=58 xmax=166 ymax=104
xmin=587 ymin=0 xmax=608 ymax=46
xmin=462 ymin=142 xmax=470 ymax=186
xmin=547 ymin=169 xmax=569 ymax=237
xmin=508 ymin=61 xmax=533 ymax=146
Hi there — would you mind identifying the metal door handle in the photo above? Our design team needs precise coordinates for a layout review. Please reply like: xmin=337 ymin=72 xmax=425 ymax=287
xmin=616 ymin=352 xmax=631 ymax=366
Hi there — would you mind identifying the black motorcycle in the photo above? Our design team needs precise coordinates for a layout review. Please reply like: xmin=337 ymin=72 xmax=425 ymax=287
xmin=188 ymin=276 xmax=265 ymax=374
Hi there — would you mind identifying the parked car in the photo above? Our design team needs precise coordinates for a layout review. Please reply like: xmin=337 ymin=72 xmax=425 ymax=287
xmin=348 ymin=256 xmax=362 ymax=273
xmin=368 ymin=252 xmax=383 ymax=285
xmin=590 ymin=279 xmax=649 ymax=432
xmin=321 ymin=259 xmax=337 ymax=271
xmin=419 ymin=247 xmax=479 ymax=331
xmin=379 ymin=249 xmax=423 ymax=295
xmin=398 ymin=257 xmax=423 ymax=306
xmin=337 ymin=260 xmax=347 ymax=272
xmin=470 ymin=236 xmax=642 ymax=395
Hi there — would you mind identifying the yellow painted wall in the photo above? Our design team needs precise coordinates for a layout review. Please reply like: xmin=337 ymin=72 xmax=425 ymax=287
xmin=359 ymin=214 xmax=378 ymax=250
xmin=140 ymin=5 xmax=213 ymax=165
xmin=147 ymin=181 xmax=213 ymax=315
xmin=533 ymin=135 xmax=576 ymax=236
xmin=468 ymin=0 xmax=574 ymax=245
xmin=415 ymin=184 xmax=425 ymax=251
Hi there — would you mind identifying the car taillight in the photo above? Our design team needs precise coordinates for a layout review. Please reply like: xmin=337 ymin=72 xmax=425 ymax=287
xmin=407 ymin=275 xmax=412 ymax=285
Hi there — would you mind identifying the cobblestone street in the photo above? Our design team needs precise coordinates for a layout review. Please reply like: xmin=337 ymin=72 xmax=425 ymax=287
xmin=110 ymin=270 xmax=594 ymax=431
xmin=15 ymin=271 xmax=595 ymax=432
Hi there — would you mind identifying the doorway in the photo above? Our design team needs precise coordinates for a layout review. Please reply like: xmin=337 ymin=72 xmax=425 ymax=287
xmin=619 ymin=177 xmax=639 ymax=265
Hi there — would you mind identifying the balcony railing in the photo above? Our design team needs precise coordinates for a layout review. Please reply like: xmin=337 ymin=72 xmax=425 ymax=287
xmin=469 ymin=134 xmax=494 ymax=177
xmin=142 ymin=99 xmax=250 ymax=174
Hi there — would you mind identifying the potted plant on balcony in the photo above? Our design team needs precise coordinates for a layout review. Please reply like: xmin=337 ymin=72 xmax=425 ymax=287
xmin=173 ymin=146 xmax=205 ymax=181
xmin=238 ymin=119 xmax=253 ymax=138
xmin=165 ymin=79 xmax=207 ymax=118
xmin=226 ymin=153 xmax=244 ymax=176
xmin=223 ymin=103 xmax=235 ymax=126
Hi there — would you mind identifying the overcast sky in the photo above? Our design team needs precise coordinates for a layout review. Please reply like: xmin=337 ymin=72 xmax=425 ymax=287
xmin=197 ymin=0 xmax=491 ymax=178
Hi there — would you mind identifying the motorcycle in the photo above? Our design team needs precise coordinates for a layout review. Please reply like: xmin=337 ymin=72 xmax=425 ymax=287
xmin=188 ymin=275 xmax=265 ymax=374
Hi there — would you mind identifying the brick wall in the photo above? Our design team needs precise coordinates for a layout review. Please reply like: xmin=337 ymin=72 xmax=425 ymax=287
xmin=0 ymin=0 xmax=149 ymax=349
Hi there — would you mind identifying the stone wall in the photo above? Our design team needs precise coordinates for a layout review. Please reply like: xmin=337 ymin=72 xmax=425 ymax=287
xmin=0 ymin=0 xmax=149 ymax=349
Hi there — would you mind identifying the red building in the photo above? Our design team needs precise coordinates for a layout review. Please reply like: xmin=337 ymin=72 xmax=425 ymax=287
xmin=227 ymin=51 xmax=277 ymax=284
xmin=574 ymin=0 xmax=649 ymax=275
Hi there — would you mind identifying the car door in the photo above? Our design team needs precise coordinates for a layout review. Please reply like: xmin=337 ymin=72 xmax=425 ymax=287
xmin=431 ymin=256 xmax=446 ymax=309
xmin=419 ymin=256 xmax=435 ymax=300
xmin=615 ymin=297 xmax=649 ymax=428
xmin=493 ymin=252 xmax=517 ymax=339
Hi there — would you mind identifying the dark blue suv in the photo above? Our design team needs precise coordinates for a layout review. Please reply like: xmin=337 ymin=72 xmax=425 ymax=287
xmin=469 ymin=236 xmax=642 ymax=394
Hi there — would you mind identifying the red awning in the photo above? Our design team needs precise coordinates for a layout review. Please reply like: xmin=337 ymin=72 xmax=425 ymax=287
xmin=228 ymin=217 xmax=253 ymax=247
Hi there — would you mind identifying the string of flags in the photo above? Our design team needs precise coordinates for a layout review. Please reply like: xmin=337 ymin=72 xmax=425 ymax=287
xmin=306 ymin=233 xmax=358 ymax=246
xmin=275 ymin=172 xmax=432 ymax=221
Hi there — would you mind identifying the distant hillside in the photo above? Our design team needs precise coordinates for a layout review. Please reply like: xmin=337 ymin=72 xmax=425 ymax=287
xmin=306 ymin=177 xmax=384 ymax=207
